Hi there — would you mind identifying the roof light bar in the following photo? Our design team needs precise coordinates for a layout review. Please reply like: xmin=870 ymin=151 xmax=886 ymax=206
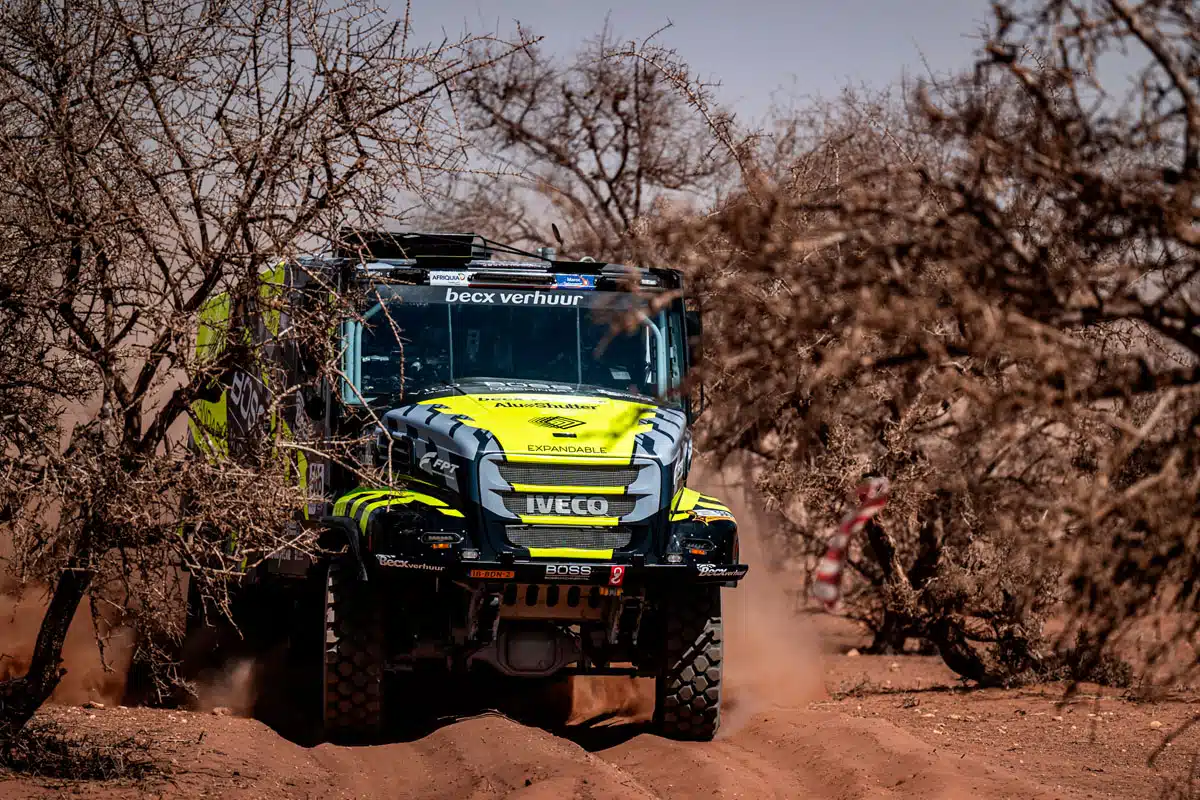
xmin=469 ymin=270 xmax=555 ymax=287
xmin=362 ymin=259 xmax=418 ymax=272
xmin=464 ymin=259 xmax=551 ymax=270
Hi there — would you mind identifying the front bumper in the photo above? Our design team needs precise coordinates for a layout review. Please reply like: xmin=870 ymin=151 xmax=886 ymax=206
xmin=371 ymin=556 xmax=748 ymax=587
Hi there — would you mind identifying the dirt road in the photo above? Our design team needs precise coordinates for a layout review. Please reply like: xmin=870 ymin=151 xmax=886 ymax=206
xmin=0 ymin=694 xmax=1064 ymax=800
xmin=3 ymin=468 xmax=1196 ymax=799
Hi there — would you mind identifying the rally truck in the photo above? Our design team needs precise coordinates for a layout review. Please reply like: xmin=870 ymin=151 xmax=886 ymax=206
xmin=184 ymin=231 xmax=748 ymax=742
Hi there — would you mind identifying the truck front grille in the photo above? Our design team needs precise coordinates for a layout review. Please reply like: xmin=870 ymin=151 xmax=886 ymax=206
xmin=506 ymin=525 xmax=632 ymax=551
xmin=497 ymin=463 xmax=642 ymax=488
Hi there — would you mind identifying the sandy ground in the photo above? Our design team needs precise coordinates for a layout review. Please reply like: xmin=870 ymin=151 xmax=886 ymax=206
xmin=3 ymin=470 xmax=1199 ymax=799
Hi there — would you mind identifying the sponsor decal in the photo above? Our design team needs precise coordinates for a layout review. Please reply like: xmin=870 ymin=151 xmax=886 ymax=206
xmin=524 ymin=495 xmax=610 ymax=516
xmin=609 ymin=565 xmax=625 ymax=586
xmin=530 ymin=415 xmax=586 ymax=430
xmin=479 ymin=380 xmax=578 ymax=393
xmin=691 ymin=507 xmax=734 ymax=520
xmin=469 ymin=568 xmax=515 ymax=579
xmin=446 ymin=287 xmax=585 ymax=307
xmin=419 ymin=451 xmax=456 ymax=477
xmin=307 ymin=461 xmax=327 ymax=492
xmin=554 ymin=274 xmax=596 ymax=290
xmin=228 ymin=370 xmax=268 ymax=439
xmin=294 ymin=392 xmax=315 ymax=437
xmin=375 ymin=554 xmax=446 ymax=572
xmin=493 ymin=401 xmax=599 ymax=410
xmin=528 ymin=444 xmax=609 ymax=454
xmin=306 ymin=461 xmax=327 ymax=517
xmin=695 ymin=563 xmax=748 ymax=579
xmin=545 ymin=564 xmax=592 ymax=580
xmin=429 ymin=270 xmax=470 ymax=286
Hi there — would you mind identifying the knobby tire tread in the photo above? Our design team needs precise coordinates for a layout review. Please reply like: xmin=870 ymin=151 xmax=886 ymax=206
xmin=655 ymin=584 xmax=723 ymax=741
xmin=322 ymin=557 xmax=384 ymax=743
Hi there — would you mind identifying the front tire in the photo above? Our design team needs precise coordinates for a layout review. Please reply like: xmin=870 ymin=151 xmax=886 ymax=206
xmin=653 ymin=585 xmax=724 ymax=741
xmin=321 ymin=556 xmax=384 ymax=743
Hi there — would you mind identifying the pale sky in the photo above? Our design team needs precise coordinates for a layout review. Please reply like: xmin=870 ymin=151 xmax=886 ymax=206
xmin=403 ymin=0 xmax=995 ymax=124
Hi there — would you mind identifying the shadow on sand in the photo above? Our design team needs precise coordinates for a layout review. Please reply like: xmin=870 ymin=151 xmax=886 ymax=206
xmin=250 ymin=661 xmax=657 ymax=752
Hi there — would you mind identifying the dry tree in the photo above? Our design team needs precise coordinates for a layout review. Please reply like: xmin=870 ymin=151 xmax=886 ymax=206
xmin=0 ymin=0 xmax=533 ymax=742
xmin=415 ymin=1 xmax=1194 ymax=688
xmin=430 ymin=23 xmax=740 ymax=261
xmin=641 ymin=0 xmax=1197 ymax=685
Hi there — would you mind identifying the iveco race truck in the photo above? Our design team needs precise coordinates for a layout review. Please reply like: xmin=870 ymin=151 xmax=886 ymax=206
xmin=185 ymin=232 xmax=748 ymax=743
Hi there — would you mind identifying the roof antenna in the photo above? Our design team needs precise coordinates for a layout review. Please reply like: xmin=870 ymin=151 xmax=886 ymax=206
xmin=538 ymin=223 xmax=565 ymax=262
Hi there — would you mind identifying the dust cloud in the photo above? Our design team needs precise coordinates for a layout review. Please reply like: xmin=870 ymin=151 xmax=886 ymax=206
xmin=565 ymin=460 xmax=827 ymax=733
xmin=696 ymin=462 xmax=828 ymax=736
xmin=185 ymin=656 xmax=258 ymax=716
xmin=0 ymin=580 xmax=135 ymax=706
xmin=567 ymin=675 xmax=655 ymax=726
xmin=2 ymin=455 xmax=825 ymax=732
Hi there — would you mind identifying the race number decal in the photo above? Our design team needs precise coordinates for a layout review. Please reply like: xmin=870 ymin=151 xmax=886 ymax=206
xmin=306 ymin=462 xmax=327 ymax=517
xmin=609 ymin=565 xmax=625 ymax=586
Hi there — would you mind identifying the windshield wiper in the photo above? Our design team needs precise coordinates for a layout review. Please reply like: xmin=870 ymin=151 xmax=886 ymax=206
xmin=406 ymin=380 xmax=469 ymax=398
xmin=454 ymin=376 xmax=663 ymax=403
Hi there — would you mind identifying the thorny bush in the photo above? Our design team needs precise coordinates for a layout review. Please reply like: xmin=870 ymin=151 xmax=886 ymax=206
xmin=432 ymin=2 xmax=1196 ymax=684
xmin=631 ymin=0 xmax=1198 ymax=685
xmin=0 ymin=0 xmax=533 ymax=743
xmin=0 ymin=718 xmax=156 ymax=782
xmin=433 ymin=22 xmax=738 ymax=261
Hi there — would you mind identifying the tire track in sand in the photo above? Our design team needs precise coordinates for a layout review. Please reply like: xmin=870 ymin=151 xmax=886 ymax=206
xmin=300 ymin=463 xmax=1064 ymax=800
xmin=0 ymin=463 xmax=1075 ymax=800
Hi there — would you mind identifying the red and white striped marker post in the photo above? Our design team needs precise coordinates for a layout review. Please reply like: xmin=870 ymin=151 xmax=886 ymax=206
xmin=811 ymin=477 xmax=891 ymax=612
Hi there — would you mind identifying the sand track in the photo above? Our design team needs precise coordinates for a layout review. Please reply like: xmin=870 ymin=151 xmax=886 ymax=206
xmin=0 ymin=467 xmax=1149 ymax=799
xmin=0 ymin=695 xmax=1059 ymax=799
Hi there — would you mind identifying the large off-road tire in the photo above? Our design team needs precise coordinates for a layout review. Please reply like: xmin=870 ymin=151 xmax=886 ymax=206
xmin=322 ymin=556 xmax=385 ymax=743
xmin=653 ymin=585 xmax=723 ymax=741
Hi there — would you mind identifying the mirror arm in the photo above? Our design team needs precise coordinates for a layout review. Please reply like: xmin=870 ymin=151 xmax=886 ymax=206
xmin=636 ymin=310 xmax=668 ymax=398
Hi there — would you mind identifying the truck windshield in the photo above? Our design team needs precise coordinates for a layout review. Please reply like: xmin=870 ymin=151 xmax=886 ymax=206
xmin=341 ymin=284 xmax=686 ymax=406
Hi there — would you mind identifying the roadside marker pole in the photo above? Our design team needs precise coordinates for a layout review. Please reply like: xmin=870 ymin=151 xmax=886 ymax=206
xmin=811 ymin=477 xmax=890 ymax=612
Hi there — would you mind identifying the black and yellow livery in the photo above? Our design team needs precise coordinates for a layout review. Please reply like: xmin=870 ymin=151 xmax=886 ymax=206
xmin=186 ymin=231 xmax=746 ymax=744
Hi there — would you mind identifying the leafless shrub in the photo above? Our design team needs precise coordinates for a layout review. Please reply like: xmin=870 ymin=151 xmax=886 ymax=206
xmin=0 ymin=718 xmax=156 ymax=781
xmin=0 ymin=0 xmax=532 ymax=743
xmin=424 ymin=1 xmax=1195 ymax=690
xmin=635 ymin=1 xmax=1197 ymax=685
xmin=431 ymin=23 xmax=741 ymax=260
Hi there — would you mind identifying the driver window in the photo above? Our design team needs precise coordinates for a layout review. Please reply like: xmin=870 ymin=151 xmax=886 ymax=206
xmin=667 ymin=309 xmax=684 ymax=390
xmin=345 ymin=301 xmax=451 ymax=404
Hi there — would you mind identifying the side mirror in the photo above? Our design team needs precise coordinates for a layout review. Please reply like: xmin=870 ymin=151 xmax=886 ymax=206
xmin=684 ymin=308 xmax=706 ymax=419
